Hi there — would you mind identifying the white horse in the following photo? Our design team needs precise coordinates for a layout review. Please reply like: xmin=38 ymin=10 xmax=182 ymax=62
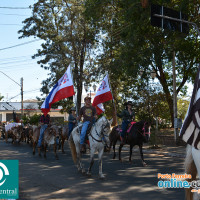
xmin=69 ymin=116 xmax=113 ymax=178
xmin=185 ymin=144 xmax=200 ymax=200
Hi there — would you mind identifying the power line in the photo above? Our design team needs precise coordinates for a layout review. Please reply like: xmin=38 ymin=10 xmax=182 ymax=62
xmin=0 ymin=55 xmax=32 ymax=61
xmin=0 ymin=12 xmax=29 ymax=17
xmin=0 ymin=58 xmax=36 ymax=65
xmin=0 ymin=39 xmax=41 ymax=51
xmin=0 ymin=7 xmax=30 ymax=9
xmin=0 ymin=24 xmax=23 ymax=26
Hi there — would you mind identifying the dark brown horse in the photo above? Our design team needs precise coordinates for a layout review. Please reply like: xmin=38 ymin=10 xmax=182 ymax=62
xmin=109 ymin=120 xmax=151 ymax=166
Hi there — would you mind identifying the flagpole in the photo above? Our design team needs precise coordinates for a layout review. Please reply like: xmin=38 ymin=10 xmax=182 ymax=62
xmin=71 ymin=65 xmax=81 ymax=136
xmin=107 ymin=73 xmax=119 ymax=126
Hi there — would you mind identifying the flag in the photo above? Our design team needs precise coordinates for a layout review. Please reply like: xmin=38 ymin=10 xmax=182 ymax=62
xmin=180 ymin=65 xmax=200 ymax=149
xmin=96 ymin=103 xmax=105 ymax=115
xmin=92 ymin=75 xmax=113 ymax=115
xmin=41 ymin=66 xmax=75 ymax=116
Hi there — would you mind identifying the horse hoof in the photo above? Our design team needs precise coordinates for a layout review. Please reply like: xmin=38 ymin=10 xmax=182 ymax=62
xmin=55 ymin=156 xmax=59 ymax=160
xmin=39 ymin=154 xmax=42 ymax=157
xmin=129 ymin=160 xmax=132 ymax=164
xmin=143 ymin=162 xmax=147 ymax=167
xmin=44 ymin=155 xmax=46 ymax=158
xmin=87 ymin=172 xmax=92 ymax=177
xmin=33 ymin=152 xmax=35 ymax=155
xmin=99 ymin=174 xmax=105 ymax=179
xmin=82 ymin=169 xmax=86 ymax=174
xmin=62 ymin=151 xmax=65 ymax=154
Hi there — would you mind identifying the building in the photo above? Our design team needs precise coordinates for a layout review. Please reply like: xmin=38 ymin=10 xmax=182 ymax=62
xmin=0 ymin=99 xmax=68 ymax=123
xmin=0 ymin=92 xmax=96 ymax=123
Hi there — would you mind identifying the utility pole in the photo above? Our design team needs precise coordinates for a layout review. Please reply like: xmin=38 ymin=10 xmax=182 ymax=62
xmin=172 ymin=51 xmax=178 ymax=142
xmin=21 ymin=78 xmax=23 ymax=117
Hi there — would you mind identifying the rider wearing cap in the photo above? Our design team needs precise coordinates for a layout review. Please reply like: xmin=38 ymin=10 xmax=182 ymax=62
xmin=117 ymin=101 xmax=135 ymax=145
xmin=77 ymin=96 xmax=97 ymax=152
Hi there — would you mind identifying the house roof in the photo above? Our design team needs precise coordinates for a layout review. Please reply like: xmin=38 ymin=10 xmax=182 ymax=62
xmin=0 ymin=102 xmax=39 ymax=111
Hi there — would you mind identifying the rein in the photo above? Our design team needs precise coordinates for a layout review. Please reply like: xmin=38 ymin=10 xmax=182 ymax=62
xmin=89 ymin=118 xmax=110 ymax=145
xmin=136 ymin=122 xmax=151 ymax=136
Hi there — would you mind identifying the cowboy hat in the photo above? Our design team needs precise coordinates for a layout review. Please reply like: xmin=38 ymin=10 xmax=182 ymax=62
xmin=124 ymin=101 xmax=133 ymax=106
xmin=84 ymin=96 xmax=91 ymax=101
xmin=70 ymin=107 xmax=76 ymax=111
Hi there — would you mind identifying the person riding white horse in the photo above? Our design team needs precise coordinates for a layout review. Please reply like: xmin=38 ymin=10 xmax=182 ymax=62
xmin=69 ymin=115 xmax=113 ymax=178
xmin=77 ymin=96 xmax=97 ymax=153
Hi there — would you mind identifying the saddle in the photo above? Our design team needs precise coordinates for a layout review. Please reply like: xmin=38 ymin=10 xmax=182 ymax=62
xmin=117 ymin=121 xmax=137 ymax=143
xmin=80 ymin=123 xmax=93 ymax=151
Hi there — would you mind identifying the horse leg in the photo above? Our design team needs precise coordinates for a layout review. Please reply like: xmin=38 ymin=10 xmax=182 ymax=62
xmin=54 ymin=143 xmax=59 ymax=160
xmin=44 ymin=144 xmax=47 ymax=158
xmin=129 ymin=145 xmax=133 ymax=163
xmin=119 ymin=144 xmax=123 ymax=162
xmin=33 ymin=142 xmax=36 ymax=155
xmin=139 ymin=145 xmax=146 ymax=166
xmin=185 ymin=145 xmax=197 ymax=200
xmin=98 ymin=147 xmax=105 ymax=179
xmin=113 ymin=140 xmax=117 ymax=159
xmin=61 ymin=138 xmax=65 ymax=154
xmin=87 ymin=148 xmax=95 ymax=177
xmin=76 ymin=144 xmax=85 ymax=174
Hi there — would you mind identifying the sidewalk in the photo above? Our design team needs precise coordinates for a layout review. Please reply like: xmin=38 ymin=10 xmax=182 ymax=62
xmin=142 ymin=144 xmax=186 ymax=158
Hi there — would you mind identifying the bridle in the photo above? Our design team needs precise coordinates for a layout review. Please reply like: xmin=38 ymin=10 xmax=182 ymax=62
xmin=137 ymin=122 xmax=151 ymax=136
xmin=89 ymin=118 xmax=110 ymax=147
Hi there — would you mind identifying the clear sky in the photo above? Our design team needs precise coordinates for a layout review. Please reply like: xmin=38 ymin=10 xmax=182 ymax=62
xmin=0 ymin=0 xmax=193 ymax=104
xmin=0 ymin=0 xmax=49 ymax=102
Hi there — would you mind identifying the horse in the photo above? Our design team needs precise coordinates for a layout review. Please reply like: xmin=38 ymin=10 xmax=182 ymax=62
xmin=184 ymin=144 xmax=200 ymax=200
xmin=32 ymin=125 xmax=59 ymax=159
xmin=109 ymin=120 xmax=151 ymax=166
xmin=60 ymin=124 xmax=69 ymax=153
xmin=69 ymin=116 xmax=113 ymax=178
xmin=12 ymin=125 xmax=24 ymax=144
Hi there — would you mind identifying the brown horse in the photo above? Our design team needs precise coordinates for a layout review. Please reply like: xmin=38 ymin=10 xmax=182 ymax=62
xmin=60 ymin=125 xmax=69 ymax=153
xmin=32 ymin=125 xmax=59 ymax=159
xmin=32 ymin=125 xmax=40 ymax=155
xmin=109 ymin=120 xmax=151 ymax=166
xmin=12 ymin=125 xmax=24 ymax=144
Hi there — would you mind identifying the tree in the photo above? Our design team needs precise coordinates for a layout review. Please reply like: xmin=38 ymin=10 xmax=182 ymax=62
xmin=18 ymin=0 xmax=97 ymax=113
xmin=84 ymin=0 xmax=200 ymax=126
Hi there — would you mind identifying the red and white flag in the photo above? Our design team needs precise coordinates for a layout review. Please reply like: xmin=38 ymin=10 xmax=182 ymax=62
xmin=41 ymin=66 xmax=75 ymax=116
xmin=92 ymin=75 xmax=113 ymax=115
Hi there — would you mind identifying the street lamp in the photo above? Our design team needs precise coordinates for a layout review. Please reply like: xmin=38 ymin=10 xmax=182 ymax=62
xmin=0 ymin=71 xmax=23 ymax=117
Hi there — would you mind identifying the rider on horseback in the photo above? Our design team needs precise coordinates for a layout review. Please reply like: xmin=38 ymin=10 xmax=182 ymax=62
xmin=38 ymin=113 xmax=51 ymax=150
xmin=77 ymin=96 xmax=97 ymax=153
xmin=117 ymin=101 xmax=135 ymax=145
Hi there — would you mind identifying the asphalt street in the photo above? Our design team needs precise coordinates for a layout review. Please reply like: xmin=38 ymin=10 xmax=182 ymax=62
xmin=0 ymin=139 xmax=186 ymax=200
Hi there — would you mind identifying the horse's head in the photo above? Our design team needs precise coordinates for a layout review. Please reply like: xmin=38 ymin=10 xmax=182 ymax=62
xmin=142 ymin=122 xmax=151 ymax=143
xmin=50 ymin=125 xmax=59 ymax=137
xmin=97 ymin=116 xmax=113 ymax=148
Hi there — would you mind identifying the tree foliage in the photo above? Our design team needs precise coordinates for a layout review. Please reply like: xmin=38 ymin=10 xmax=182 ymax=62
xmin=84 ymin=0 xmax=200 ymax=125
xmin=18 ymin=0 xmax=97 ymax=113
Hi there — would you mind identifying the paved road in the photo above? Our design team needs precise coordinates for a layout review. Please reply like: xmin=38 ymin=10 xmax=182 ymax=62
xmin=0 ymin=139 xmax=186 ymax=200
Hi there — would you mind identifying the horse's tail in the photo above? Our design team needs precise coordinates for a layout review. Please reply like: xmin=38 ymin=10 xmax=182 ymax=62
xmin=68 ymin=134 xmax=77 ymax=164
xmin=109 ymin=126 xmax=120 ymax=146
xmin=185 ymin=144 xmax=197 ymax=200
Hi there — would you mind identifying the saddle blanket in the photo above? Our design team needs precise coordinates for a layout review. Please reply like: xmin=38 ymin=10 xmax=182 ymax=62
xmin=116 ymin=121 xmax=136 ymax=133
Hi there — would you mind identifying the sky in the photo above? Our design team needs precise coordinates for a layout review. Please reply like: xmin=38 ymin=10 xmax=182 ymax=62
xmin=0 ymin=0 xmax=49 ymax=102
xmin=0 ymin=0 xmax=194 ymax=104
